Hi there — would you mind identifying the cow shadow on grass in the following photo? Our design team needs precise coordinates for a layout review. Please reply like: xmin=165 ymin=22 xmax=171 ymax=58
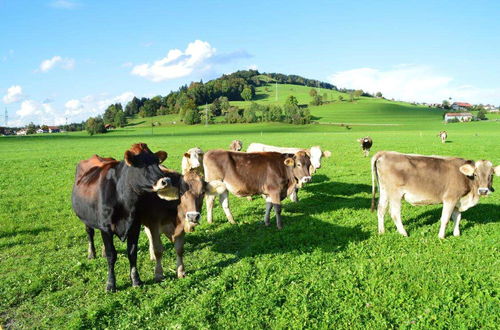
xmin=397 ymin=203 xmax=499 ymax=234
xmin=189 ymin=213 xmax=370 ymax=275
xmin=0 ymin=226 xmax=52 ymax=240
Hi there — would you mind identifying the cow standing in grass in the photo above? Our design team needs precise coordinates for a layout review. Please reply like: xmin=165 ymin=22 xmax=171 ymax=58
xmin=357 ymin=137 xmax=373 ymax=157
xmin=181 ymin=147 xmax=204 ymax=175
xmin=438 ymin=131 xmax=447 ymax=143
xmin=229 ymin=140 xmax=243 ymax=151
xmin=203 ymin=150 xmax=312 ymax=229
xmin=72 ymin=143 xmax=170 ymax=292
xmin=141 ymin=168 xmax=206 ymax=281
xmin=371 ymin=151 xmax=500 ymax=238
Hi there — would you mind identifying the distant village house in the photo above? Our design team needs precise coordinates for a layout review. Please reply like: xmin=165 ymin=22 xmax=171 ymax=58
xmin=451 ymin=102 xmax=472 ymax=111
xmin=104 ymin=124 xmax=115 ymax=130
xmin=444 ymin=112 xmax=473 ymax=123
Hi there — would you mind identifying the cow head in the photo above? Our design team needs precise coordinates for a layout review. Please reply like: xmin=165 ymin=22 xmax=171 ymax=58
xmin=229 ymin=140 xmax=243 ymax=151
xmin=459 ymin=160 xmax=500 ymax=196
xmin=123 ymin=143 xmax=170 ymax=193
xmin=285 ymin=151 xmax=312 ymax=187
xmin=178 ymin=170 xmax=206 ymax=233
xmin=308 ymin=146 xmax=331 ymax=172
xmin=184 ymin=147 xmax=204 ymax=170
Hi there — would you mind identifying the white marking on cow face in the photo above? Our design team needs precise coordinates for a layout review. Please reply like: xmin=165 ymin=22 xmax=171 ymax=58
xmin=152 ymin=177 xmax=171 ymax=192
xmin=309 ymin=146 xmax=322 ymax=169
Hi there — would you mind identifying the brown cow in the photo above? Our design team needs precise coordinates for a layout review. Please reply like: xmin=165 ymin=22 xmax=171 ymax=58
xmin=141 ymin=168 xmax=205 ymax=281
xmin=357 ymin=137 xmax=373 ymax=157
xmin=438 ymin=131 xmax=447 ymax=143
xmin=181 ymin=147 xmax=204 ymax=175
xmin=371 ymin=151 xmax=500 ymax=238
xmin=229 ymin=140 xmax=243 ymax=151
xmin=203 ymin=150 xmax=312 ymax=229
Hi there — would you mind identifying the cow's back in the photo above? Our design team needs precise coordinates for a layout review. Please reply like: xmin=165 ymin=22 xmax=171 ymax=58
xmin=375 ymin=151 xmax=470 ymax=200
xmin=247 ymin=143 xmax=302 ymax=154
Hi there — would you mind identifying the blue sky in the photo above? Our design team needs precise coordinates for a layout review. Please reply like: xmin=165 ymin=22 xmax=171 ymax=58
xmin=1 ymin=0 xmax=500 ymax=126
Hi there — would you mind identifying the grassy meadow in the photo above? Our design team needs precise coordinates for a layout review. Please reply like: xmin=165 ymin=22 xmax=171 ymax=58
xmin=1 ymin=90 xmax=499 ymax=328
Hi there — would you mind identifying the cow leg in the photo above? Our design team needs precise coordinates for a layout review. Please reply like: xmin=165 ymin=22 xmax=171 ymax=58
xmin=377 ymin=188 xmax=389 ymax=234
xmin=126 ymin=221 xmax=143 ymax=287
xmin=273 ymin=203 xmax=283 ymax=230
xmin=174 ymin=234 xmax=185 ymax=278
xmin=263 ymin=201 xmax=273 ymax=226
xmin=452 ymin=210 xmax=462 ymax=237
xmin=389 ymin=197 xmax=407 ymax=237
xmin=100 ymin=230 xmax=117 ymax=292
xmin=438 ymin=202 xmax=455 ymax=239
xmin=85 ymin=225 xmax=96 ymax=259
xmin=143 ymin=226 xmax=156 ymax=261
xmin=219 ymin=191 xmax=235 ymax=224
xmin=206 ymin=195 xmax=215 ymax=224
xmin=146 ymin=225 xmax=164 ymax=282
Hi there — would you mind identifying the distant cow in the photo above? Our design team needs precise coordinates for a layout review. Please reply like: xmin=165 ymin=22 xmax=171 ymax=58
xmin=72 ymin=143 xmax=170 ymax=291
xmin=181 ymin=147 xmax=204 ymax=175
xmin=204 ymin=150 xmax=312 ymax=229
xmin=357 ymin=137 xmax=373 ymax=157
xmin=229 ymin=140 xmax=243 ymax=151
xmin=371 ymin=151 xmax=500 ymax=238
xmin=438 ymin=131 xmax=447 ymax=143
xmin=141 ymin=168 xmax=206 ymax=281
xmin=246 ymin=143 xmax=331 ymax=173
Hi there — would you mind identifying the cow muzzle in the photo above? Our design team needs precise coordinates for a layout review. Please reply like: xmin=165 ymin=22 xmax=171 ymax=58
xmin=184 ymin=212 xmax=201 ymax=232
xmin=152 ymin=177 xmax=171 ymax=191
xmin=300 ymin=176 xmax=312 ymax=184
xmin=478 ymin=188 xmax=490 ymax=196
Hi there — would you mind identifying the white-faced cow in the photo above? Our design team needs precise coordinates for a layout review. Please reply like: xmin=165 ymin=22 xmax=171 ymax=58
xmin=203 ymin=150 xmax=312 ymax=229
xmin=371 ymin=151 xmax=500 ymax=238
xmin=72 ymin=143 xmax=170 ymax=292
xmin=181 ymin=147 xmax=204 ymax=175
xmin=246 ymin=143 xmax=331 ymax=173
xmin=140 ymin=168 xmax=206 ymax=281
xmin=357 ymin=137 xmax=373 ymax=157
xmin=438 ymin=131 xmax=447 ymax=143
xmin=229 ymin=140 xmax=243 ymax=151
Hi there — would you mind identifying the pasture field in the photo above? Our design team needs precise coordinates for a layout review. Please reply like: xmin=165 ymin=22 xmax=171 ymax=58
xmin=1 ymin=106 xmax=499 ymax=328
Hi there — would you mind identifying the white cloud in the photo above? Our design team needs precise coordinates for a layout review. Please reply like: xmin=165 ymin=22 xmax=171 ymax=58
xmin=3 ymin=85 xmax=24 ymax=104
xmin=16 ymin=100 xmax=42 ymax=117
xmin=328 ymin=65 xmax=500 ymax=105
xmin=247 ymin=64 xmax=258 ymax=70
xmin=38 ymin=56 xmax=75 ymax=72
xmin=64 ymin=91 xmax=134 ymax=118
xmin=132 ymin=40 xmax=216 ymax=82
xmin=49 ymin=0 xmax=80 ymax=9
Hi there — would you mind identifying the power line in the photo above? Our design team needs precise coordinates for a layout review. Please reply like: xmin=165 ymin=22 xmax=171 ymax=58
xmin=4 ymin=108 xmax=7 ymax=126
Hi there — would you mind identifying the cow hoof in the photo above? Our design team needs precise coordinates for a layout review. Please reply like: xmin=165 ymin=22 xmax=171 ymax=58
xmin=438 ymin=234 xmax=445 ymax=239
xmin=106 ymin=283 xmax=116 ymax=292
xmin=177 ymin=271 xmax=185 ymax=279
xmin=453 ymin=231 xmax=460 ymax=237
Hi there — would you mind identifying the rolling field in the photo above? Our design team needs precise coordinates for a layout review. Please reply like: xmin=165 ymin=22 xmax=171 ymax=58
xmin=1 ymin=100 xmax=499 ymax=328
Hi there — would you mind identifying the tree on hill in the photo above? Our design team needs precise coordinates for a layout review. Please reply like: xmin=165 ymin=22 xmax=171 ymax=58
xmin=354 ymin=89 xmax=363 ymax=99
xmin=338 ymin=95 xmax=344 ymax=102
xmin=125 ymin=97 xmax=142 ymax=116
xmin=179 ymin=98 xmax=197 ymax=122
xmin=477 ymin=109 xmax=487 ymax=120
xmin=26 ymin=122 xmax=37 ymax=134
xmin=41 ymin=124 xmax=49 ymax=131
xmin=184 ymin=107 xmax=201 ymax=125
xmin=310 ymin=94 xmax=323 ymax=106
xmin=241 ymin=86 xmax=253 ymax=101
xmin=376 ymin=91 xmax=383 ymax=98
xmin=269 ymin=105 xmax=282 ymax=122
xmin=103 ymin=103 xmax=123 ymax=124
xmin=243 ymin=103 xmax=259 ymax=123
xmin=442 ymin=100 xmax=450 ymax=109
xmin=309 ymin=88 xmax=318 ymax=97
xmin=225 ymin=106 xmax=242 ymax=123
xmin=85 ymin=116 xmax=106 ymax=135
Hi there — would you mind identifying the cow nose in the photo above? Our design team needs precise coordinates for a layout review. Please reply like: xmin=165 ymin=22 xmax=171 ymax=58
xmin=303 ymin=176 xmax=312 ymax=183
xmin=161 ymin=177 xmax=170 ymax=186
xmin=186 ymin=212 xmax=201 ymax=223
xmin=478 ymin=188 xmax=489 ymax=195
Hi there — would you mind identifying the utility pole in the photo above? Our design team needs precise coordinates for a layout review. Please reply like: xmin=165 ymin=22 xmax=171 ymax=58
xmin=4 ymin=108 xmax=8 ymax=126
xmin=275 ymin=81 xmax=278 ymax=102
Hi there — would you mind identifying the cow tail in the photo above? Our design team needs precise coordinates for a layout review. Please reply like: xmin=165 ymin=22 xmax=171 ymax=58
xmin=370 ymin=154 xmax=379 ymax=212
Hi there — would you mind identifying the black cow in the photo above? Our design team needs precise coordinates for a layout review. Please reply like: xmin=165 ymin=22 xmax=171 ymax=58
xmin=72 ymin=143 xmax=169 ymax=292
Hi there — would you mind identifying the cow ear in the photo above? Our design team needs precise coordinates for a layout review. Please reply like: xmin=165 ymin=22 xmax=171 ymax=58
xmin=494 ymin=165 xmax=500 ymax=176
xmin=155 ymin=151 xmax=168 ymax=164
xmin=284 ymin=158 xmax=295 ymax=167
xmin=184 ymin=152 xmax=190 ymax=158
xmin=124 ymin=150 xmax=134 ymax=166
xmin=323 ymin=150 xmax=332 ymax=158
xmin=459 ymin=164 xmax=475 ymax=176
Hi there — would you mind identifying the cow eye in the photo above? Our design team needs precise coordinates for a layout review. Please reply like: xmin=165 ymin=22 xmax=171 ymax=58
xmin=297 ymin=163 xmax=301 ymax=167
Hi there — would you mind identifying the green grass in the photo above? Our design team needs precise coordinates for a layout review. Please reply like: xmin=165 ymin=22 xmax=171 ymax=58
xmin=1 ymin=98 xmax=499 ymax=328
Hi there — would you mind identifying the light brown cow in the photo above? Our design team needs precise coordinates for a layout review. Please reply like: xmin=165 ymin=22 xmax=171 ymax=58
xmin=141 ymin=169 xmax=205 ymax=281
xmin=181 ymin=147 xmax=204 ymax=175
xmin=438 ymin=131 xmax=447 ymax=143
xmin=357 ymin=136 xmax=373 ymax=157
xmin=229 ymin=140 xmax=243 ymax=151
xmin=203 ymin=150 xmax=312 ymax=229
xmin=371 ymin=151 xmax=500 ymax=238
